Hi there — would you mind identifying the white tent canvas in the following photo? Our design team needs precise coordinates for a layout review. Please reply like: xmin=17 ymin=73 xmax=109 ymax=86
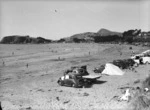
xmin=142 ymin=57 xmax=150 ymax=64
xmin=102 ymin=63 xmax=124 ymax=75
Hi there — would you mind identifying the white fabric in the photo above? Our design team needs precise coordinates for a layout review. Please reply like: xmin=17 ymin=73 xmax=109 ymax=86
xmin=120 ymin=89 xmax=131 ymax=101
xmin=144 ymin=88 xmax=149 ymax=92
xmin=102 ymin=63 xmax=124 ymax=75
xmin=142 ymin=57 xmax=150 ymax=64
xmin=134 ymin=59 xmax=140 ymax=64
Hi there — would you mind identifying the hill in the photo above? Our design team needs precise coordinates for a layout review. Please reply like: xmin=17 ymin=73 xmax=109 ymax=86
xmin=57 ymin=28 xmax=123 ymax=43
xmin=57 ymin=29 xmax=150 ymax=44
xmin=59 ymin=32 xmax=97 ymax=43
xmin=1 ymin=28 xmax=150 ymax=44
xmin=97 ymin=28 xmax=122 ymax=37
xmin=0 ymin=35 xmax=52 ymax=44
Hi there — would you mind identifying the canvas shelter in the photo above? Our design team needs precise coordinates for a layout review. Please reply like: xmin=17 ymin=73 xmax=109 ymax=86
xmin=142 ymin=57 xmax=150 ymax=64
xmin=102 ymin=63 xmax=125 ymax=75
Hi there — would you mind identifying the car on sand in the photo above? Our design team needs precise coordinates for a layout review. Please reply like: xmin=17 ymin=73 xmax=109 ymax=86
xmin=57 ymin=74 xmax=101 ymax=88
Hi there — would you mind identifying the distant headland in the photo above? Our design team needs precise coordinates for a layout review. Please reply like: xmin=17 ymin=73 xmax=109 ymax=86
xmin=1 ymin=28 xmax=150 ymax=45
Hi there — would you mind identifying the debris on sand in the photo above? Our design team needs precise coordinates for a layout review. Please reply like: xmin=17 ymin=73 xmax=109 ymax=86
xmin=112 ymin=75 xmax=150 ymax=109
xmin=142 ymin=74 xmax=150 ymax=90
xmin=36 ymin=89 xmax=44 ymax=92
xmin=111 ymin=89 xmax=132 ymax=102
xmin=26 ymin=107 xmax=32 ymax=110
xmin=12 ymin=52 xmax=14 ymax=55
xmin=51 ymin=58 xmax=65 ymax=61
xmin=58 ymin=57 xmax=60 ymax=60
xmin=26 ymin=63 xmax=29 ymax=68
xmin=56 ymin=97 xmax=60 ymax=101
xmin=63 ymin=100 xmax=70 ymax=104
xmin=127 ymin=75 xmax=150 ymax=110
xmin=133 ymin=79 xmax=141 ymax=84
xmin=89 ymin=104 xmax=93 ymax=106
xmin=130 ymin=95 xmax=150 ymax=110
xmin=117 ymin=86 xmax=134 ymax=90
xmin=89 ymin=51 xmax=91 ymax=55
xmin=144 ymin=88 xmax=149 ymax=92
xmin=110 ymin=95 xmax=119 ymax=101
xmin=119 ymin=89 xmax=131 ymax=102
xmin=58 ymin=90 xmax=63 ymax=92
xmin=129 ymin=47 xmax=132 ymax=50
xmin=2 ymin=61 xmax=5 ymax=66
xmin=48 ymin=89 xmax=51 ymax=91
xmin=83 ymin=92 xmax=89 ymax=96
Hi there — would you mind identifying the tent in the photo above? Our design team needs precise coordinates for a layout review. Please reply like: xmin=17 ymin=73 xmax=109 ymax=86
xmin=102 ymin=63 xmax=125 ymax=75
xmin=142 ymin=57 xmax=150 ymax=64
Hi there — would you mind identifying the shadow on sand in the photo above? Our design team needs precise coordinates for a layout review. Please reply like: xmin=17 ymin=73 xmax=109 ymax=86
xmin=84 ymin=80 xmax=107 ymax=88
xmin=94 ymin=80 xmax=107 ymax=84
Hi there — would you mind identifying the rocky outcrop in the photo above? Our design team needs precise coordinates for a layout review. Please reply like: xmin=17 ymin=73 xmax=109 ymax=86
xmin=0 ymin=35 xmax=52 ymax=44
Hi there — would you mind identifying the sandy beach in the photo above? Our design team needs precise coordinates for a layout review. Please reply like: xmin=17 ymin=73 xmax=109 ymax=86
xmin=0 ymin=43 xmax=150 ymax=110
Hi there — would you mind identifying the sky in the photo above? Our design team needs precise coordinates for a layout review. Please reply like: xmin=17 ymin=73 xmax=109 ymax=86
xmin=0 ymin=0 xmax=150 ymax=40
